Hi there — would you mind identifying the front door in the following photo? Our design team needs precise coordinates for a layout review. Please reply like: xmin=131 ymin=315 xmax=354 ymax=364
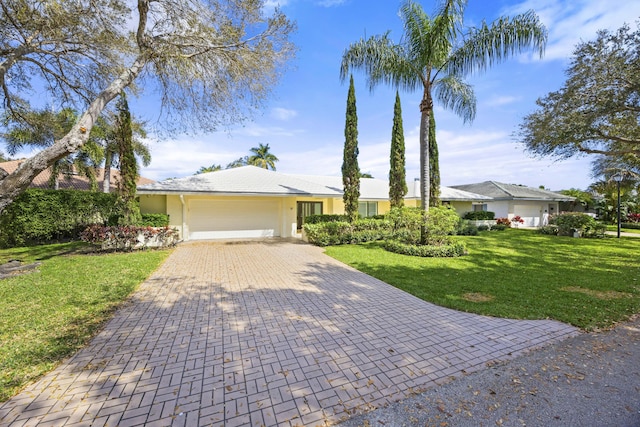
xmin=297 ymin=201 xmax=322 ymax=229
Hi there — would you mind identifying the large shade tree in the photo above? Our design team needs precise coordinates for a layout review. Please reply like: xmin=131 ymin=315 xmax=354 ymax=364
xmin=518 ymin=23 xmax=640 ymax=165
xmin=2 ymin=108 xmax=103 ymax=189
xmin=0 ymin=0 xmax=295 ymax=213
xmin=341 ymin=0 xmax=546 ymax=225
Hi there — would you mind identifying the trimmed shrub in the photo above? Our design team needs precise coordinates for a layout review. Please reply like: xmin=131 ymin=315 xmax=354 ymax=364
xmin=462 ymin=211 xmax=495 ymax=220
xmin=0 ymin=189 xmax=123 ymax=247
xmin=383 ymin=240 xmax=466 ymax=257
xmin=424 ymin=206 xmax=460 ymax=244
xmin=621 ymin=222 xmax=640 ymax=230
xmin=140 ymin=213 xmax=170 ymax=227
xmin=492 ymin=224 xmax=508 ymax=231
xmin=303 ymin=214 xmax=348 ymax=224
xmin=302 ymin=218 xmax=392 ymax=246
xmin=456 ymin=219 xmax=479 ymax=236
xmin=539 ymin=225 xmax=559 ymax=235
xmin=387 ymin=206 xmax=459 ymax=245
xmin=477 ymin=225 xmax=490 ymax=231
xmin=550 ymin=212 xmax=596 ymax=236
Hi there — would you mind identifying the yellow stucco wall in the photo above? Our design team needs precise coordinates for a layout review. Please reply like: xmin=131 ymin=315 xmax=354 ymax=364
xmin=139 ymin=194 xmax=484 ymax=240
xmin=139 ymin=194 xmax=166 ymax=214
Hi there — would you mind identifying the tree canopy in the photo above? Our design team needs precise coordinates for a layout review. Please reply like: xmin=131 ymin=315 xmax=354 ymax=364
xmin=0 ymin=0 xmax=295 ymax=213
xmin=518 ymin=23 xmax=640 ymax=164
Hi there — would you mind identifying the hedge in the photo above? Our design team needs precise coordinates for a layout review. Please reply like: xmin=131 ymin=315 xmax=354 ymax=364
xmin=303 ymin=218 xmax=392 ymax=246
xmin=383 ymin=240 xmax=466 ymax=257
xmin=140 ymin=213 xmax=170 ymax=227
xmin=462 ymin=211 xmax=495 ymax=220
xmin=0 ymin=189 xmax=123 ymax=247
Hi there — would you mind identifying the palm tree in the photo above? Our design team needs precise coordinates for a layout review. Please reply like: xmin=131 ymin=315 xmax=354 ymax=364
xmin=341 ymin=0 xmax=546 ymax=219
xmin=93 ymin=114 xmax=151 ymax=193
xmin=247 ymin=143 xmax=279 ymax=170
xmin=195 ymin=164 xmax=223 ymax=174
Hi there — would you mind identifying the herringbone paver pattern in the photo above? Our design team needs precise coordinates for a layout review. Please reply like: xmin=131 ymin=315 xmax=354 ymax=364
xmin=0 ymin=240 xmax=579 ymax=426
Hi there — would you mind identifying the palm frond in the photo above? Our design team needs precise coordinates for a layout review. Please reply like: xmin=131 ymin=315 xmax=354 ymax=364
xmin=433 ymin=74 xmax=476 ymax=123
xmin=448 ymin=10 xmax=547 ymax=76
xmin=340 ymin=34 xmax=422 ymax=92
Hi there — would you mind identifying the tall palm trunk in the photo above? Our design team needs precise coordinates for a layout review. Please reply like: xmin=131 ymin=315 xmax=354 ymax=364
xmin=419 ymin=87 xmax=432 ymax=244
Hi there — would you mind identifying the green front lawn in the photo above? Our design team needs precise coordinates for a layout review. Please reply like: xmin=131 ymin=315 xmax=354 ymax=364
xmin=0 ymin=243 xmax=171 ymax=402
xmin=326 ymin=229 xmax=640 ymax=331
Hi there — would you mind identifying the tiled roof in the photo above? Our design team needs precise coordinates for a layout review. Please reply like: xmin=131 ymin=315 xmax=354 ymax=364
xmin=138 ymin=166 xmax=492 ymax=202
xmin=450 ymin=181 xmax=574 ymax=201
xmin=0 ymin=159 xmax=155 ymax=192
xmin=138 ymin=166 xmax=343 ymax=197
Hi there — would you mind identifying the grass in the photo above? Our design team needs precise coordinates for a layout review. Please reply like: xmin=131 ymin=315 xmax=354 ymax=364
xmin=606 ymin=224 xmax=640 ymax=234
xmin=0 ymin=242 xmax=171 ymax=402
xmin=325 ymin=229 xmax=640 ymax=331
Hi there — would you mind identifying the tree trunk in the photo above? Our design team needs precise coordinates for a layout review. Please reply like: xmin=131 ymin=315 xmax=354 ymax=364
xmin=0 ymin=55 xmax=148 ymax=214
xmin=103 ymin=149 xmax=113 ymax=193
xmin=419 ymin=88 xmax=432 ymax=244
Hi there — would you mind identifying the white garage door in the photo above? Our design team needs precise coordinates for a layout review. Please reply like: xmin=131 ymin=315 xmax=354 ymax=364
xmin=513 ymin=204 xmax=542 ymax=227
xmin=189 ymin=199 xmax=281 ymax=239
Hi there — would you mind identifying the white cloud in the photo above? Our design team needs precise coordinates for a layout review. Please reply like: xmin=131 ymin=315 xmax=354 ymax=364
xmin=235 ymin=124 xmax=304 ymax=138
xmin=270 ymin=107 xmax=298 ymax=121
xmin=316 ymin=0 xmax=347 ymax=6
xmin=506 ymin=0 xmax=640 ymax=62
xmin=484 ymin=95 xmax=520 ymax=107
xmin=140 ymin=137 xmax=248 ymax=180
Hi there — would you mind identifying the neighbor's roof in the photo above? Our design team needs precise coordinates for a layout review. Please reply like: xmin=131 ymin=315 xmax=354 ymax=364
xmin=0 ymin=159 xmax=155 ymax=192
xmin=450 ymin=181 xmax=574 ymax=201
xmin=405 ymin=179 xmax=493 ymax=202
xmin=138 ymin=166 xmax=493 ymax=202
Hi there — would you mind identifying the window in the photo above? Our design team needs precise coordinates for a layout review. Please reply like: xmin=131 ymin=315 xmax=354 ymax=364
xmin=472 ymin=203 xmax=487 ymax=212
xmin=358 ymin=201 xmax=378 ymax=217
xmin=297 ymin=201 xmax=322 ymax=229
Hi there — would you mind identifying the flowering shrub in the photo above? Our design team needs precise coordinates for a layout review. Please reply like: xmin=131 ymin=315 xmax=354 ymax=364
xmin=511 ymin=215 xmax=525 ymax=227
xmin=495 ymin=217 xmax=512 ymax=227
xmin=626 ymin=213 xmax=640 ymax=223
xmin=81 ymin=225 xmax=179 ymax=251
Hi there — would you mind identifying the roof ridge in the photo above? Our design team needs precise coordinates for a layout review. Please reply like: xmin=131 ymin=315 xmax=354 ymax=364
xmin=489 ymin=181 xmax=514 ymax=197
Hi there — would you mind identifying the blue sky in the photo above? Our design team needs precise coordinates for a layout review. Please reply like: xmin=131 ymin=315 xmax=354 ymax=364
xmin=135 ymin=0 xmax=640 ymax=190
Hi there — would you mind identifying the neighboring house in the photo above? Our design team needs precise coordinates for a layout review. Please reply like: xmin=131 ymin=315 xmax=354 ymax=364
xmin=137 ymin=166 xmax=491 ymax=240
xmin=450 ymin=181 xmax=575 ymax=227
xmin=0 ymin=159 xmax=155 ymax=191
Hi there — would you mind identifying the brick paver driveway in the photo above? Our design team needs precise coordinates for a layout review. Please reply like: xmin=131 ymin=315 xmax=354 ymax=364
xmin=1 ymin=240 xmax=579 ymax=427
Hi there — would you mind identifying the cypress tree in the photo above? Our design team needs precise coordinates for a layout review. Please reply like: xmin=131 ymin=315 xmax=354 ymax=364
xmin=115 ymin=92 xmax=141 ymax=225
xmin=429 ymin=110 xmax=441 ymax=207
xmin=342 ymin=75 xmax=360 ymax=222
xmin=389 ymin=91 xmax=408 ymax=208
